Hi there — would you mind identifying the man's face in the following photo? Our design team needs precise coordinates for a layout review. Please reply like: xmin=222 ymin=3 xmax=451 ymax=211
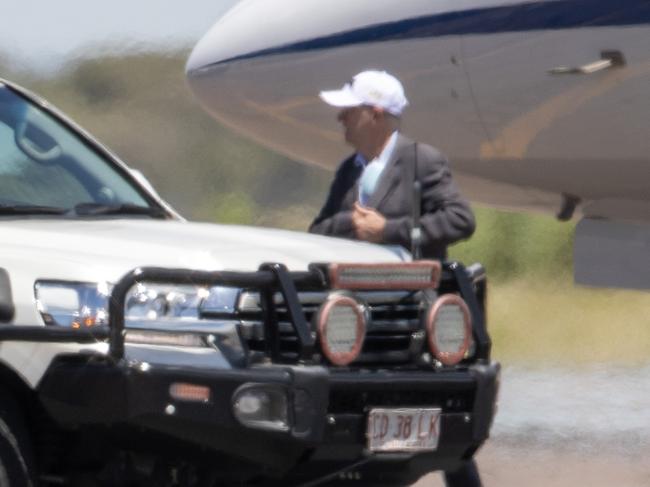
xmin=337 ymin=106 xmax=376 ymax=148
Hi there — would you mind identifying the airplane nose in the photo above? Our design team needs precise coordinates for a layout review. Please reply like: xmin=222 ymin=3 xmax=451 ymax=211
xmin=186 ymin=0 xmax=317 ymax=76
xmin=184 ymin=15 xmax=234 ymax=75
xmin=183 ymin=0 xmax=441 ymax=171
xmin=185 ymin=1 xmax=258 ymax=75
xmin=185 ymin=35 xmax=213 ymax=75
xmin=185 ymin=0 xmax=414 ymax=76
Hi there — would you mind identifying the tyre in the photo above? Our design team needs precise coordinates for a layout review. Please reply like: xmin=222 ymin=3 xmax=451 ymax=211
xmin=444 ymin=460 xmax=482 ymax=487
xmin=0 ymin=388 xmax=34 ymax=487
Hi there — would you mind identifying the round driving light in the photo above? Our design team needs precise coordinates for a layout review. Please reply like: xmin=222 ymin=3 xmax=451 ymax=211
xmin=236 ymin=391 xmax=264 ymax=415
xmin=426 ymin=294 xmax=471 ymax=366
xmin=317 ymin=295 xmax=366 ymax=366
xmin=232 ymin=386 xmax=289 ymax=432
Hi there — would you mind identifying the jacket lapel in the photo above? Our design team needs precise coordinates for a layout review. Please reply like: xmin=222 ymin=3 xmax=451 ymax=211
xmin=366 ymin=134 xmax=412 ymax=209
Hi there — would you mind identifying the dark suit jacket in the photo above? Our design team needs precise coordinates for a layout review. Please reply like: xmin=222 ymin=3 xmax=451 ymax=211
xmin=309 ymin=134 xmax=475 ymax=260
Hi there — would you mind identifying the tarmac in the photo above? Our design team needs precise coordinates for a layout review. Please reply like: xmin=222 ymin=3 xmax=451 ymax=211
xmin=416 ymin=364 xmax=650 ymax=487
xmin=415 ymin=443 xmax=650 ymax=487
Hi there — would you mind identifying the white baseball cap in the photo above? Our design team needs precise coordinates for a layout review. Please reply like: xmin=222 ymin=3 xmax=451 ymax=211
xmin=319 ymin=70 xmax=409 ymax=116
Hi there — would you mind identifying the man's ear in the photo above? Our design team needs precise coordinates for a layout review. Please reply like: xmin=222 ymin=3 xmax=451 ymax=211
xmin=372 ymin=106 xmax=385 ymax=121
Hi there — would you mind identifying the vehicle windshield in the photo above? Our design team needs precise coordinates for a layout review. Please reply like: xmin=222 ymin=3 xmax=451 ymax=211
xmin=0 ymin=84 xmax=160 ymax=216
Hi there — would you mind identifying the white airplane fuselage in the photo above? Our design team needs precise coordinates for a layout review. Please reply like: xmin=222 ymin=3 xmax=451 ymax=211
xmin=186 ymin=0 xmax=650 ymax=289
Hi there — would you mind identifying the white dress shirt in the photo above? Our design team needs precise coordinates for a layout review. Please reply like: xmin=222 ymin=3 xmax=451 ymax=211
xmin=357 ymin=131 xmax=399 ymax=206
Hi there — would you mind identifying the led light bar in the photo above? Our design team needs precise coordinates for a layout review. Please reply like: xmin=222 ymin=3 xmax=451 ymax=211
xmin=124 ymin=330 xmax=207 ymax=348
xmin=328 ymin=261 xmax=441 ymax=290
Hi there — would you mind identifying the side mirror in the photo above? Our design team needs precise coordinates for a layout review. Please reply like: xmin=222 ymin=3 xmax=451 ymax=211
xmin=0 ymin=269 xmax=15 ymax=323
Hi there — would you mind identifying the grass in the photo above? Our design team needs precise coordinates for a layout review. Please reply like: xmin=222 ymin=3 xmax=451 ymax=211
xmin=487 ymin=276 xmax=650 ymax=366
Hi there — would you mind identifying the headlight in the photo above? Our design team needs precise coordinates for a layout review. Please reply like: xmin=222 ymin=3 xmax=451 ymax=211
xmin=34 ymin=280 xmax=239 ymax=329
xmin=35 ymin=281 xmax=110 ymax=328
xmin=317 ymin=294 xmax=366 ymax=366
xmin=125 ymin=283 xmax=209 ymax=321
xmin=426 ymin=294 xmax=472 ymax=366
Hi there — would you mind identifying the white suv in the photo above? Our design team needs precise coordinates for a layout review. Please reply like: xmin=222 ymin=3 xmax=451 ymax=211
xmin=0 ymin=78 xmax=498 ymax=487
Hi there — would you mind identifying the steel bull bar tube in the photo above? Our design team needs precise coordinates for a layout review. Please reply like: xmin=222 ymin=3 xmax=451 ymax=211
xmin=443 ymin=261 xmax=492 ymax=361
xmin=108 ymin=264 xmax=324 ymax=360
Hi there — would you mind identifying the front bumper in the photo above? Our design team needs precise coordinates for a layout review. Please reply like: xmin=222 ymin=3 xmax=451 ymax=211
xmin=37 ymin=351 xmax=499 ymax=481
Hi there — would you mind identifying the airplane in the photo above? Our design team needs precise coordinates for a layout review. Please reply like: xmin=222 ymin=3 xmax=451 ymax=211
xmin=185 ymin=0 xmax=650 ymax=291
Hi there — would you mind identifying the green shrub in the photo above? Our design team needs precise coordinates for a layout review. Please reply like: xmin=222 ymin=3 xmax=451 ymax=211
xmin=450 ymin=207 xmax=574 ymax=282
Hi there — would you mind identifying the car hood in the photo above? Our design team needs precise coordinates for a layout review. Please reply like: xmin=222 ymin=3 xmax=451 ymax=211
xmin=1 ymin=218 xmax=407 ymax=283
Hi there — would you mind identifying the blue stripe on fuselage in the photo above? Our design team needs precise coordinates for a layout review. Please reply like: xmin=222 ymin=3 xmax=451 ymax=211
xmin=198 ymin=0 xmax=650 ymax=69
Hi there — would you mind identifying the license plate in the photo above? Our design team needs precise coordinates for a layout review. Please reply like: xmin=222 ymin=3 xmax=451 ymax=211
xmin=367 ymin=408 xmax=441 ymax=452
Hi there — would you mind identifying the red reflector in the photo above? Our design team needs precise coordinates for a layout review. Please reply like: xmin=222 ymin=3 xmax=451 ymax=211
xmin=169 ymin=383 xmax=211 ymax=403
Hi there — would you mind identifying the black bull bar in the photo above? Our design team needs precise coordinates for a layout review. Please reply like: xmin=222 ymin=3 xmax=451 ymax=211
xmin=0 ymin=261 xmax=491 ymax=362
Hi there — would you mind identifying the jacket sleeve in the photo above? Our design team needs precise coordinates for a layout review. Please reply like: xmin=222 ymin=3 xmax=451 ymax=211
xmin=382 ymin=144 xmax=475 ymax=255
xmin=308 ymin=157 xmax=356 ymax=238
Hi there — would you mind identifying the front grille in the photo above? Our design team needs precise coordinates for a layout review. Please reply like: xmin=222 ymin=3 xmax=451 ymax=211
xmin=238 ymin=290 xmax=428 ymax=365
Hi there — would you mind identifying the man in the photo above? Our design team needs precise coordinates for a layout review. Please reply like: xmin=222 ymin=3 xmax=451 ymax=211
xmin=309 ymin=70 xmax=475 ymax=260
xmin=310 ymin=70 xmax=481 ymax=487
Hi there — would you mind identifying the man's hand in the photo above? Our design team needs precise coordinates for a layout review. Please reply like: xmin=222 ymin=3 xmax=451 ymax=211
xmin=352 ymin=203 xmax=386 ymax=243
